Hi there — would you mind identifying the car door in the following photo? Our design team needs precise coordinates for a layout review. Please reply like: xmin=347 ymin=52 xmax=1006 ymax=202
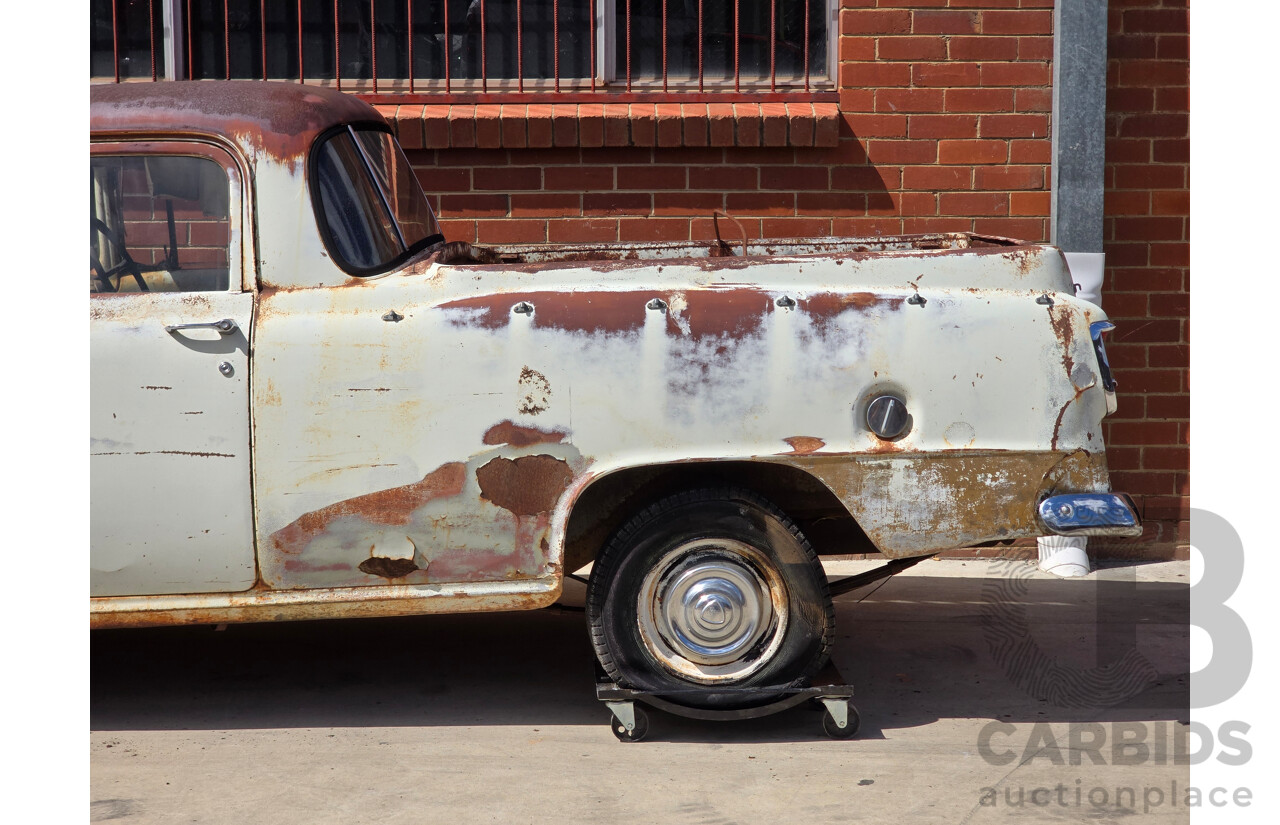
xmin=90 ymin=140 xmax=256 ymax=597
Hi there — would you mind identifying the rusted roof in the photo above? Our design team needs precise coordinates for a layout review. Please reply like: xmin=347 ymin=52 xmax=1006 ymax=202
xmin=90 ymin=81 xmax=385 ymax=160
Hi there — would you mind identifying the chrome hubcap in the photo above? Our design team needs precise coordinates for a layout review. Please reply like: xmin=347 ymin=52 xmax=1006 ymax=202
xmin=638 ymin=539 xmax=787 ymax=684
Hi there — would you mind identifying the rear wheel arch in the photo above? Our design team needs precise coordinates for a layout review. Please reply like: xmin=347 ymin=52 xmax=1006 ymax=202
xmin=559 ymin=460 xmax=877 ymax=577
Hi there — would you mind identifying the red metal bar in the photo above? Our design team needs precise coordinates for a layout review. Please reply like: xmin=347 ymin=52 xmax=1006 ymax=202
xmin=261 ymin=0 xmax=267 ymax=80
xmin=443 ymin=0 xmax=451 ymax=92
xmin=366 ymin=90 xmax=838 ymax=105
xmin=697 ymin=0 xmax=703 ymax=92
xmin=481 ymin=0 xmax=487 ymax=93
xmin=733 ymin=0 xmax=739 ymax=93
xmin=371 ymin=0 xmax=378 ymax=93
xmin=150 ymin=0 xmax=157 ymax=80
xmin=769 ymin=0 xmax=776 ymax=92
xmin=553 ymin=0 xmax=559 ymax=93
xmin=297 ymin=0 xmax=303 ymax=83
xmin=661 ymin=0 xmax=667 ymax=93
xmin=517 ymin=0 xmax=523 ymax=93
xmin=334 ymin=0 xmax=341 ymax=89
xmin=112 ymin=0 xmax=120 ymax=82
xmin=407 ymin=0 xmax=414 ymax=92
xmin=803 ymin=0 xmax=810 ymax=92
xmin=625 ymin=0 xmax=631 ymax=92
xmin=224 ymin=0 xmax=230 ymax=79
xmin=589 ymin=0 xmax=595 ymax=91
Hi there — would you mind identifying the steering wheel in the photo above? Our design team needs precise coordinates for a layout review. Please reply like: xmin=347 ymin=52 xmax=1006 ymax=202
xmin=91 ymin=217 xmax=148 ymax=292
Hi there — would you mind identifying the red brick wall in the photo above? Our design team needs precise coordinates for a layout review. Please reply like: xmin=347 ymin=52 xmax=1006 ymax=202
xmin=396 ymin=0 xmax=1189 ymax=560
xmin=116 ymin=166 xmax=230 ymax=269
xmin=402 ymin=2 xmax=1057 ymax=245
xmin=1098 ymin=0 xmax=1189 ymax=558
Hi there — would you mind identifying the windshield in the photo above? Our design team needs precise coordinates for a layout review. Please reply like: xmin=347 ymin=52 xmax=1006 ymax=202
xmin=313 ymin=126 xmax=443 ymax=275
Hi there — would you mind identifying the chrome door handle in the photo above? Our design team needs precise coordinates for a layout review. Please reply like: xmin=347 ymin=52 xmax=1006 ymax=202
xmin=165 ymin=319 xmax=239 ymax=336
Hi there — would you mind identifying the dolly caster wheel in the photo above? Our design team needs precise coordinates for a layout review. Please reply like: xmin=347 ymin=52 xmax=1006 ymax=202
xmin=610 ymin=706 xmax=649 ymax=742
xmin=820 ymin=701 xmax=860 ymax=740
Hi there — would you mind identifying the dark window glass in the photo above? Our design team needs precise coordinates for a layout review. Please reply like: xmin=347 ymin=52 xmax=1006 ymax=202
xmin=178 ymin=0 xmax=592 ymax=82
xmin=314 ymin=128 xmax=443 ymax=275
xmin=353 ymin=131 xmax=441 ymax=247
xmin=92 ymin=0 xmax=828 ymax=86
xmin=90 ymin=155 xmax=231 ymax=294
xmin=90 ymin=0 xmax=167 ymax=80
xmin=314 ymin=132 xmax=403 ymax=271
xmin=619 ymin=0 xmax=827 ymax=84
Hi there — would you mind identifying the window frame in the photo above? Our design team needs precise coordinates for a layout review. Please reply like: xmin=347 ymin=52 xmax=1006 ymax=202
xmin=89 ymin=138 xmax=249 ymax=296
xmin=599 ymin=0 xmax=839 ymax=92
xmin=98 ymin=0 xmax=839 ymax=97
xmin=308 ymin=122 xmax=446 ymax=278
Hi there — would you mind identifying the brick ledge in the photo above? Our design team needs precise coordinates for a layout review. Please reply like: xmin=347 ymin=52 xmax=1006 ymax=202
xmin=376 ymin=102 xmax=840 ymax=150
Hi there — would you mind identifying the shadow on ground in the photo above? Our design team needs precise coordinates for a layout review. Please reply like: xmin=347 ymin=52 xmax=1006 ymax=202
xmin=91 ymin=571 xmax=1188 ymax=743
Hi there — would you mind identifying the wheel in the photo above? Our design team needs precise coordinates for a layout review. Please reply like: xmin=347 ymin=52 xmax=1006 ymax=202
xmin=587 ymin=488 xmax=834 ymax=709
xmin=821 ymin=704 xmax=860 ymax=740
xmin=610 ymin=707 xmax=649 ymax=742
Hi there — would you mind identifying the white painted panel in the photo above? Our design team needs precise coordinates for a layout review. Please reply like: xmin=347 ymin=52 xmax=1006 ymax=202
xmin=91 ymin=292 xmax=256 ymax=596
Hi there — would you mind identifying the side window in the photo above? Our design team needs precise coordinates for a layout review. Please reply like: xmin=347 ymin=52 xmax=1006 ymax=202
xmin=312 ymin=126 xmax=443 ymax=276
xmin=90 ymin=154 xmax=232 ymax=293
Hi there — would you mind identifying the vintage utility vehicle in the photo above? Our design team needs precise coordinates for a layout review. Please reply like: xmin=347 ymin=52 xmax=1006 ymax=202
xmin=91 ymin=82 xmax=1139 ymax=707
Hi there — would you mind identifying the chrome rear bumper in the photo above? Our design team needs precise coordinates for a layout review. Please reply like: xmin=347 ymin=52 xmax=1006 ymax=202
xmin=1038 ymin=493 xmax=1142 ymax=537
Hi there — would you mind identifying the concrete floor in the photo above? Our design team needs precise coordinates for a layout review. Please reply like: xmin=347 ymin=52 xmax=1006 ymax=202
xmin=91 ymin=559 xmax=1189 ymax=824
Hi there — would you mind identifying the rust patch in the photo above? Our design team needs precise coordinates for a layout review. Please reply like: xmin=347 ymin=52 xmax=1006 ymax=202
xmin=802 ymin=292 xmax=905 ymax=335
xmin=1047 ymin=303 xmax=1076 ymax=379
xmin=529 ymin=292 xmax=648 ymax=335
xmin=90 ymin=585 xmax=560 ymax=629
xmin=283 ymin=559 xmax=351 ymax=573
xmin=426 ymin=543 xmax=541 ymax=582
xmin=1001 ymin=248 xmax=1037 ymax=277
xmin=98 ymin=450 xmax=237 ymax=458
xmin=91 ymin=81 xmax=380 ymax=172
xmin=358 ymin=557 xmax=421 ymax=578
xmin=476 ymin=455 xmax=574 ymax=515
xmin=804 ymin=292 xmax=883 ymax=314
xmin=864 ymin=439 xmax=907 ymax=455
xmin=271 ymin=462 xmax=467 ymax=553
xmin=792 ymin=449 xmax=1104 ymax=557
xmin=783 ymin=436 xmax=826 ymax=455
xmin=155 ymin=450 xmax=235 ymax=458
xmin=1050 ymin=401 xmax=1071 ymax=451
xmin=483 ymin=420 xmax=568 ymax=447
xmin=669 ymin=289 xmax=774 ymax=339
xmin=1050 ymin=383 xmax=1090 ymax=451
xmin=1040 ymin=449 xmax=1107 ymax=497
xmin=517 ymin=366 xmax=551 ymax=415
xmin=441 ymin=289 xmax=781 ymax=340
xmin=438 ymin=291 xmax=647 ymax=335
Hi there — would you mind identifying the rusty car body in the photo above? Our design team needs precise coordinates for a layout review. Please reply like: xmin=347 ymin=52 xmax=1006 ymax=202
xmin=91 ymin=81 xmax=1139 ymax=704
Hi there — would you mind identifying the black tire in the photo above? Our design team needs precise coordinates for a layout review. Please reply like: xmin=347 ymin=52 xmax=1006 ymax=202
xmin=586 ymin=487 xmax=834 ymax=709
